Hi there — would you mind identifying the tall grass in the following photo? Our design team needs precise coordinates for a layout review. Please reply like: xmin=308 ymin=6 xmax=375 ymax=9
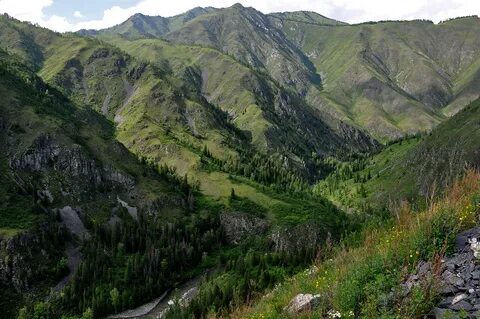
xmin=234 ymin=170 xmax=480 ymax=319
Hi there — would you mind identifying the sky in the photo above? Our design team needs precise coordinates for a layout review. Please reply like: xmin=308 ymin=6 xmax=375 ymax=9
xmin=0 ymin=0 xmax=479 ymax=32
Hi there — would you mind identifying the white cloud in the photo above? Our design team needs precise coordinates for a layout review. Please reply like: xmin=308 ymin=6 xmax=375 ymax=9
xmin=0 ymin=0 xmax=479 ymax=32
xmin=322 ymin=0 xmax=480 ymax=23
xmin=73 ymin=10 xmax=83 ymax=18
xmin=0 ymin=0 xmax=52 ymax=23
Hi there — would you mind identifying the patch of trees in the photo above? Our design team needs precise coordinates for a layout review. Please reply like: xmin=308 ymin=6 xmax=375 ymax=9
xmin=167 ymin=245 xmax=317 ymax=318
xmin=385 ymin=133 xmax=423 ymax=146
xmin=201 ymin=145 xmax=309 ymax=194
xmin=20 ymin=209 xmax=223 ymax=318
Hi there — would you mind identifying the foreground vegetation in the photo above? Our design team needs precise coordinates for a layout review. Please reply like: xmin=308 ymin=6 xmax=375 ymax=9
xmin=236 ymin=170 xmax=480 ymax=318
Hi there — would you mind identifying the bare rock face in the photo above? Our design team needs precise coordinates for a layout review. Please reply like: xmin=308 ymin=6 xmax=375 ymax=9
xmin=284 ymin=293 xmax=321 ymax=315
xmin=9 ymin=134 xmax=135 ymax=200
xmin=270 ymin=223 xmax=328 ymax=254
xmin=220 ymin=212 xmax=269 ymax=244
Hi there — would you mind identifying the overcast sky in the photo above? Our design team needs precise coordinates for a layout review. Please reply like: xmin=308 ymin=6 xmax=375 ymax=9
xmin=0 ymin=0 xmax=479 ymax=32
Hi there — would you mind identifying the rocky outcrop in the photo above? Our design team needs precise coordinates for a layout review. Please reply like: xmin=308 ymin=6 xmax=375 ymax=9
xmin=403 ymin=227 xmax=480 ymax=318
xmin=8 ymin=133 xmax=189 ymax=216
xmin=270 ymin=223 xmax=328 ymax=254
xmin=9 ymin=134 xmax=135 ymax=200
xmin=220 ymin=212 xmax=269 ymax=244
xmin=284 ymin=293 xmax=321 ymax=315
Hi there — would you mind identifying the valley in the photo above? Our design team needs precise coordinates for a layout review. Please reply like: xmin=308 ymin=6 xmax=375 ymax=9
xmin=0 ymin=4 xmax=479 ymax=319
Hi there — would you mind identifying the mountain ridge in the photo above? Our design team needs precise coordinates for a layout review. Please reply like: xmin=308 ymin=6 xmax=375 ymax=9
xmin=84 ymin=5 xmax=480 ymax=142
xmin=77 ymin=6 xmax=218 ymax=38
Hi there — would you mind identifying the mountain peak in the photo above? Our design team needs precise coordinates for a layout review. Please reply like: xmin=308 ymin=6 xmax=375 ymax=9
xmin=131 ymin=12 xmax=147 ymax=18
xmin=230 ymin=2 xmax=249 ymax=11
xmin=188 ymin=6 xmax=206 ymax=12
xmin=128 ymin=12 xmax=154 ymax=22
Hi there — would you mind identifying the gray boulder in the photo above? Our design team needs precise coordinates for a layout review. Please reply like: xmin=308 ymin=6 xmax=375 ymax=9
xmin=284 ymin=293 xmax=321 ymax=315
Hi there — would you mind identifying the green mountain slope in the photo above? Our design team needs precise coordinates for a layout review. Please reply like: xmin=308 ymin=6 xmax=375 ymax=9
xmin=236 ymin=168 xmax=480 ymax=319
xmin=163 ymin=4 xmax=321 ymax=94
xmin=104 ymin=36 xmax=377 ymax=156
xmin=376 ymin=97 xmax=480 ymax=201
xmin=0 ymin=48 xmax=183 ymax=229
xmin=89 ymin=5 xmax=480 ymax=143
xmin=313 ymin=97 xmax=480 ymax=211
xmin=0 ymin=16 xmax=259 ymax=195
xmin=0 ymin=14 xmax=378 ymax=198
xmin=0 ymin=46 xmax=202 ymax=316
xmin=274 ymin=16 xmax=480 ymax=140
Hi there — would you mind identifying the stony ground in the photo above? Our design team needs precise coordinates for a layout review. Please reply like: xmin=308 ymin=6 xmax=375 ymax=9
xmin=403 ymin=227 xmax=480 ymax=318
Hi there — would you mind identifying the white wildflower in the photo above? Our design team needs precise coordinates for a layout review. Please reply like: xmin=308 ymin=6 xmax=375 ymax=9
xmin=327 ymin=309 xmax=342 ymax=318
xmin=305 ymin=266 xmax=318 ymax=275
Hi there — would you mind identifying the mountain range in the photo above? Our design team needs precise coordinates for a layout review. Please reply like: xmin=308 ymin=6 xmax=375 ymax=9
xmin=0 ymin=3 xmax=480 ymax=319
xmin=87 ymin=5 xmax=480 ymax=142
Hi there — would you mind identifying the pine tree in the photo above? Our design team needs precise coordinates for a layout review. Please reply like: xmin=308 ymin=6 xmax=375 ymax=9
xmin=82 ymin=308 xmax=93 ymax=319
xmin=110 ymin=288 xmax=120 ymax=313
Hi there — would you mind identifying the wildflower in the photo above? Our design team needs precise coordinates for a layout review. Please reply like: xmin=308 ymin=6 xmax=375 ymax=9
xmin=327 ymin=309 xmax=342 ymax=318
